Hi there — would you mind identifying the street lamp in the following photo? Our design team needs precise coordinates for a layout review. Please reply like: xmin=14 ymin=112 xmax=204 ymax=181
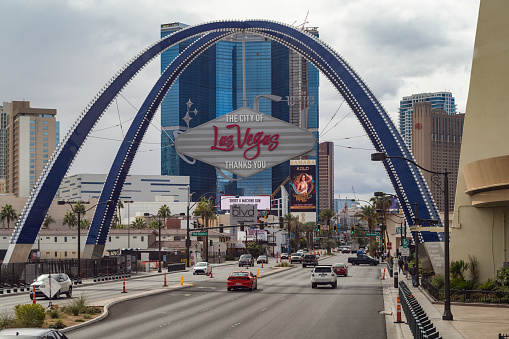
xmin=371 ymin=151 xmax=452 ymax=320
xmin=145 ymin=212 xmax=163 ymax=273
xmin=58 ymin=199 xmax=114 ymax=280
xmin=124 ymin=200 xmax=134 ymax=248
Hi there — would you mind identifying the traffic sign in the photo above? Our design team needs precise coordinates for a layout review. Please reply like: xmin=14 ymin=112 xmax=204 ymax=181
xmin=387 ymin=242 xmax=392 ymax=250
xmin=402 ymin=239 xmax=409 ymax=248
xmin=366 ymin=232 xmax=378 ymax=236
xmin=192 ymin=232 xmax=208 ymax=236
xmin=401 ymin=248 xmax=410 ymax=256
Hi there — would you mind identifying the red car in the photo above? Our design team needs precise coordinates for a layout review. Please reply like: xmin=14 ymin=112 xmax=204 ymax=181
xmin=227 ymin=271 xmax=258 ymax=291
xmin=332 ymin=263 xmax=348 ymax=276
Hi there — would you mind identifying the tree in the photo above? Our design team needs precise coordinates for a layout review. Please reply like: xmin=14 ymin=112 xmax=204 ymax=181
xmin=62 ymin=211 xmax=77 ymax=229
xmin=42 ymin=214 xmax=55 ymax=229
xmin=116 ymin=201 xmax=124 ymax=228
xmin=283 ymin=213 xmax=300 ymax=252
xmin=319 ymin=208 xmax=336 ymax=254
xmin=131 ymin=217 xmax=147 ymax=229
xmin=158 ymin=204 xmax=171 ymax=229
xmin=80 ymin=218 xmax=90 ymax=229
xmin=247 ymin=242 xmax=261 ymax=258
xmin=301 ymin=222 xmax=316 ymax=250
xmin=0 ymin=204 xmax=17 ymax=229
xmin=149 ymin=220 xmax=159 ymax=229
xmin=355 ymin=205 xmax=378 ymax=256
xmin=371 ymin=195 xmax=392 ymax=253
xmin=192 ymin=197 xmax=216 ymax=228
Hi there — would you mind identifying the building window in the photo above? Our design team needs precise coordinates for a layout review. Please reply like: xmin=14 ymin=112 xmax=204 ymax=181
xmin=30 ymin=142 xmax=35 ymax=146
xmin=43 ymin=121 xmax=49 ymax=124
xmin=43 ymin=137 xmax=48 ymax=141
xmin=43 ymin=149 xmax=48 ymax=152
xmin=30 ymin=170 xmax=35 ymax=174
xmin=55 ymin=252 xmax=57 ymax=257
xmin=30 ymin=154 xmax=35 ymax=158
xmin=141 ymin=236 xmax=144 ymax=242
xmin=54 ymin=237 xmax=57 ymax=242
xmin=109 ymin=236 xmax=111 ymax=242
xmin=43 ymin=143 xmax=48 ymax=147
xmin=30 ymin=159 xmax=35 ymax=163
xmin=64 ymin=236 xmax=67 ymax=242
xmin=43 ymin=132 xmax=48 ymax=136
xmin=30 ymin=125 xmax=35 ymax=130
xmin=64 ymin=251 xmax=68 ymax=257
xmin=30 ymin=131 xmax=35 ymax=135
xmin=43 ymin=154 xmax=48 ymax=158
xmin=43 ymin=126 xmax=48 ymax=130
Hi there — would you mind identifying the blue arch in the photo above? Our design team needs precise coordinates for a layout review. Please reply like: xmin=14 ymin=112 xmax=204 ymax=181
xmin=5 ymin=20 xmax=441 ymax=263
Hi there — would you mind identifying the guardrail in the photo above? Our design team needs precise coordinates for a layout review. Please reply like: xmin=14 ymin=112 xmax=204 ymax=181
xmin=399 ymin=281 xmax=442 ymax=339
xmin=167 ymin=263 xmax=186 ymax=272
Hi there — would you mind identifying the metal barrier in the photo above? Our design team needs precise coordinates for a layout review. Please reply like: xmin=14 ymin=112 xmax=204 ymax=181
xmin=399 ymin=281 xmax=442 ymax=339
xmin=167 ymin=263 xmax=186 ymax=272
xmin=499 ymin=333 xmax=509 ymax=339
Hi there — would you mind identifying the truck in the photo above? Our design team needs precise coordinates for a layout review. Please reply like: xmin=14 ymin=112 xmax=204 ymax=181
xmin=347 ymin=254 xmax=379 ymax=266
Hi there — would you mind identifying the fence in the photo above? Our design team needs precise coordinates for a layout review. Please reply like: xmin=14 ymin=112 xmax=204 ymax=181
xmin=399 ymin=281 xmax=441 ymax=339
xmin=421 ymin=275 xmax=509 ymax=304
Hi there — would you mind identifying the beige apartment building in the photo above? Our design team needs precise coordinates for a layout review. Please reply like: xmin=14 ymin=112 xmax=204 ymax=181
xmin=318 ymin=141 xmax=334 ymax=211
xmin=4 ymin=101 xmax=57 ymax=197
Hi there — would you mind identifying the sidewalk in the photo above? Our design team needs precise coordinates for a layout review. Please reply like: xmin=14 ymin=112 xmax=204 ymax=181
xmin=382 ymin=269 xmax=509 ymax=339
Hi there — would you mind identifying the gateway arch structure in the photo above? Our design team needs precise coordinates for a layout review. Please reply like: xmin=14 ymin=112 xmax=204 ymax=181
xmin=4 ymin=20 xmax=445 ymax=272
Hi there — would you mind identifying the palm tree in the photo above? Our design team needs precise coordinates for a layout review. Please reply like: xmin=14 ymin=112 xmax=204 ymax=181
xmin=149 ymin=220 xmax=159 ymax=229
xmin=158 ymin=204 xmax=171 ymax=229
xmin=131 ymin=217 xmax=147 ymax=229
xmin=116 ymin=201 xmax=124 ymax=228
xmin=42 ymin=214 xmax=55 ymax=229
xmin=0 ymin=204 xmax=17 ymax=229
xmin=283 ymin=213 xmax=299 ymax=252
xmin=355 ymin=205 xmax=378 ymax=256
xmin=302 ymin=221 xmax=316 ymax=250
xmin=62 ymin=211 xmax=77 ymax=229
xmin=319 ymin=208 xmax=336 ymax=254
xmin=80 ymin=218 xmax=90 ymax=229
xmin=371 ymin=195 xmax=393 ymax=253
xmin=192 ymin=197 xmax=216 ymax=228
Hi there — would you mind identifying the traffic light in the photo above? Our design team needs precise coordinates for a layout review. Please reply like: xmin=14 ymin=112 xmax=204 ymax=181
xmin=333 ymin=224 xmax=337 ymax=233
xmin=219 ymin=224 xmax=224 ymax=233
xmin=350 ymin=226 xmax=355 ymax=234
xmin=381 ymin=238 xmax=385 ymax=246
xmin=279 ymin=217 xmax=284 ymax=229
xmin=317 ymin=224 xmax=321 ymax=232
xmin=210 ymin=240 xmax=213 ymax=246
xmin=260 ymin=222 xmax=265 ymax=230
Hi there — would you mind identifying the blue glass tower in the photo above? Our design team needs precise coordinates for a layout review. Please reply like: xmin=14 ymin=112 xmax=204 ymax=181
xmin=160 ymin=23 xmax=319 ymax=201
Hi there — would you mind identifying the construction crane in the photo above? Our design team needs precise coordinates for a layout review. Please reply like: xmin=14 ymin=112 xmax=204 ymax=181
xmin=272 ymin=177 xmax=290 ymax=197
xmin=352 ymin=186 xmax=358 ymax=203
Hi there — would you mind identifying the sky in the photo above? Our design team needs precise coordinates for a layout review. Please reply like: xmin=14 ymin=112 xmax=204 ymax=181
xmin=0 ymin=0 xmax=480 ymax=204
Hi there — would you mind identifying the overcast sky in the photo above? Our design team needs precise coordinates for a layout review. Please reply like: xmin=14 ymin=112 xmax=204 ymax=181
xmin=0 ymin=0 xmax=480 ymax=203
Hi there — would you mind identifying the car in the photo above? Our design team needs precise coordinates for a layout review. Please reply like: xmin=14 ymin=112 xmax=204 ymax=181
xmin=348 ymin=254 xmax=379 ymax=266
xmin=0 ymin=328 xmax=69 ymax=338
xmin=311 ymin=265 xmax=337 ymax=289
xmin=257 ymin=255 xmax=269 ymax=264
xmin=227 ymin=271 xmax=258 ymax=291
xmin=290 ymin=253 xmax=303 ymax=263
xmin=302 ymin=254 xmax=318 ymax=268
xmin=342 ymin=247 xmax=351 ymax=254
xmin=192 ymin=261 xmax=211 ymax=275
xmin=297 ymin=249 xmax=305 ymax=257
xmin=332 ymin=263 xmax=348 ymax=276
xmin=280 ymin=253 xmax=289 ymax=260
xmin=29 ymin=273 xmax=72 ymax=300
xmin=238 ymin=254 xmax=255 ymax=267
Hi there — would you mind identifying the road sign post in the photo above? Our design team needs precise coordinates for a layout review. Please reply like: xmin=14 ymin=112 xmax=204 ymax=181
xmin=192 ymin=232 xmax=208 ymax=236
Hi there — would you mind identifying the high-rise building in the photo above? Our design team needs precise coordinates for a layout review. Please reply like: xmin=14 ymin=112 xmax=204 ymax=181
xmin=0 ymin=104 xmax=7 ymax=193
xmin=318 ymin=142 xmax=334 ymax=211
xmin=4 ymin=101 xmax=58 ymax=197
xmin=160 ymin=23 xmax=319 ymax=201
xmin=412 ymin=101 xmax=464 ymax=212
xmin=399 ymin=91 xmax=457 ymax=149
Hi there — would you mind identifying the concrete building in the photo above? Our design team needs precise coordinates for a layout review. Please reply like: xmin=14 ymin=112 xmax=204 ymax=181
xmin=399 ymin=92 xmax=457 ymax=149
xmin=3 ymin=101 xmax=58 ymax=197
xmin=452 ymin=1 xmax=509 ymax=281
xmin=412 ymin=102 xmax=464 ymax=212
xmin=58 ymin=174 xmax=190 ymax=202
xmin=318 ymin=141 xmax=334 ymax=211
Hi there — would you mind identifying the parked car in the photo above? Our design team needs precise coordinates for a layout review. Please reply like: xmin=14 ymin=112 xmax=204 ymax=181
xmin=332 ymin=263 xmax=348 ymax=276
xmin=227 ymin=271 xmax=258 ymax=291
xmin=302 ymin=254 xmax=318 ymax=268
xmin=0 ymin=328 xmax=69 ymax=338
xmin=192 ymin=261 xmax=211 ymax=275
xmin=311 ymin=265 xmax=337 ymax=289
xmin=342 ymin=247 xmax=351 ymax=254
xmin=257 ymin=255 xmax=269 ymax=264
xmin=238 ymin=254 xmax=255 ymax=267
xmin=29 ymin=273 xmax=72 ymax=299
xmin=290 ymin=253 xmax=303 ymax=264
xmin=280 ymin=253 xmax=289 ymax=260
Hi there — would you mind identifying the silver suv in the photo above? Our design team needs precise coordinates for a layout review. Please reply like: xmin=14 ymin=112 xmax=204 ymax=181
xmin=311 ymin=265 xmax=337 ymax=289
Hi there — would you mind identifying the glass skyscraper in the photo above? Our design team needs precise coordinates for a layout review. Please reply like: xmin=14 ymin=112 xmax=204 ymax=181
xmin=160 ymin=22 xmax=319 ymax=202
xmin=399 ymin=91 xmax=456 ymax=149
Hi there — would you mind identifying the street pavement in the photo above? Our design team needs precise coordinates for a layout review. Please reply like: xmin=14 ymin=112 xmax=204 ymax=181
xmin=382 ymin=267 xmax=509 ymax=339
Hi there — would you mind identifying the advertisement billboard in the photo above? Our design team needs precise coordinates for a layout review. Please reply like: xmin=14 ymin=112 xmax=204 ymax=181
xmin=221 ymin=196 xmax=271 ymax=210
xmin=229 ymin=204 xmax=257 ymax=225
xmin=289 ymin=160 xmax=316 ymax=213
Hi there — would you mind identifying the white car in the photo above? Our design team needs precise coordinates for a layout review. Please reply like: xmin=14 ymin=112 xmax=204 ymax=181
xmin=193 ymin=261 xmax=211 ymax=275
xmin=311 ymin=265 xmax=337 ymax=289
xmin=29 ymin=273 xmax=72 ymax=299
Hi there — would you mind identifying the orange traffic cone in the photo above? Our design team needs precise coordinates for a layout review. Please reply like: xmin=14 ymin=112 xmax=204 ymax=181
xmin=32 ymin=285 xmax=36 ymax=304
xmin=395 ymin=294 xmax=404 ymax=323
xmin=163 ymin=273 xmax=167 ymax=287
xmin=121 ymin=276 xmax=127 ymax=293
xmin=210 ymin=267 xmax=213 ymax=278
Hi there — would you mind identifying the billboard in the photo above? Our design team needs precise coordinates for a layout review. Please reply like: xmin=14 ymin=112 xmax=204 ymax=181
xmin=174 ymin=107 xmax=317 ymax=178
xmin=221 ymin=196 xmax=271 ymax=210
xmin=289 ymin=160 xmax=316 ymax=212
xmin=230 ymin=204 xmax=257 ymax=225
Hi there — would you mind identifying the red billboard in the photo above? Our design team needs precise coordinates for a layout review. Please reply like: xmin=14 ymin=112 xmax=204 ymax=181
xmin=290 ymin=160 xmax=316 ymax=212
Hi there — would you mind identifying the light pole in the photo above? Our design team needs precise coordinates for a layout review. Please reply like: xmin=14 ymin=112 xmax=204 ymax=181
xmin=371 ymin=151 xmax=452 ymax=320
xmin=124 ymin=200 xmax=134 ymax=248
xmin=58 ymin=199 xmax=114 ymax=280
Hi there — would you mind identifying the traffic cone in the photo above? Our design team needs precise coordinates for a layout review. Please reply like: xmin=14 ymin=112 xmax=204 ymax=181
xmin=262 ymin=261 xmax=264 ymax=268
xmin=32 ymin=285 xmax=36 ymax=304
xmin=383 ymin=268 xmax=386 ymax=280
xmin=121 ymin=276 xmax=127 ymax=293
xmin=395 ymin=294 xmax=404 ymax=323
xmin=210 ymin=267 xmax=213 ymax=278
xmin=163 ymin=273 xmax=167 ymax=287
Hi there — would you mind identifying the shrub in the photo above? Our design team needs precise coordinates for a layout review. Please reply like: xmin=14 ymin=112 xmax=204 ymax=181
xmin=467 ymin=255 xmax=481 ymax=283
xmin=225 ymin=255 xmax=235 ymax=261
xmin=0 ymin=310 xmax=15 ymax=330
xmin=48 ymin=309 xmax=60 ymax=319
xmin=275 ymin=262 xmax=292 ymax=267
xmin=63 ymin=293 xmax=89 ymax=316
xmin=478 ymin=278 xmax=498 ymax=291
xmin=52 ymin=319 xmax=66 ymax=329
xmin=75 ymin=319 xmax=84 ymax=322
xmin=14 ymin=304 xmax=46 ymax=328
xmin=431 ymin=274 xmax=445 ymax=289
xmin=450 ymin=260 xmax=469 ymax=280
xmin=497 ymin=267 xmax=509 ymax=287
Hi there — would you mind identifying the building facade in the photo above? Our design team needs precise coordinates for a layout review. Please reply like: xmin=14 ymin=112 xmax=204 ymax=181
xmin=160 ymin=22 xmax=319 ymax=202
xmin=318 ymin=141 xmax=334 ymax=211
xmin=58 ymin=174 xmax=190 ymax=202
xmin=399 ymin=92 xmax=457 ymax=149
xmin=412 ymin=102 xmax=464 ymax=212
xmin=3 ymin=101 xmax=58 ymax=197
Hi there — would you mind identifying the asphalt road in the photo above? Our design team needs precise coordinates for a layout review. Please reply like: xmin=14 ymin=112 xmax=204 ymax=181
xmin=66 ymin=254 xmax=386 ymax=339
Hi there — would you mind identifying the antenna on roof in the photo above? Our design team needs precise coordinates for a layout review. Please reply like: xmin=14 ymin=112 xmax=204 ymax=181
xmin=295 ymin=10 xmax=310 ymax=30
